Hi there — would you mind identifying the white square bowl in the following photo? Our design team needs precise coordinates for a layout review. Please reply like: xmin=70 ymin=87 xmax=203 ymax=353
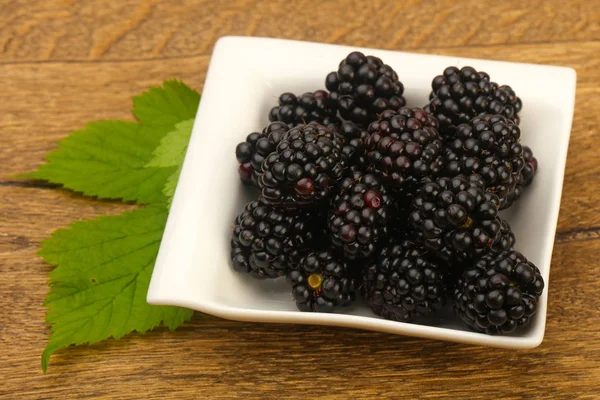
xmin=147 ymin=36 xmax=576 ymax=349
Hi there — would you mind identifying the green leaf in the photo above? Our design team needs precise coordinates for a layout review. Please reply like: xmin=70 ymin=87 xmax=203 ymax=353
xmin=25 ymin=121 xmax=176 ymax=204
xmin=147 ymin=119 xmax=194 ymax=168
xmin=146 ymin=118 xmax=194 ymax=205
xmin=21 ymin=80 xmax=200 ymax=203
xmin=24 ymin=80 xmax=201 ymax=371
xmin=133 ymin=80 xmax=200 ymax=129
xmin=40 ymin=206 xmax=194 ymax=372
xmin=163 ymin=166 xmax=181 ymax=205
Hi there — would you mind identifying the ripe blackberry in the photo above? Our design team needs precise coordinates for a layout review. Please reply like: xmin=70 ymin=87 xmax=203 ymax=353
xmin=443 ymin=114 xmax=524 ymax=209
xmin=231 ymin=200 xmax=319 ymax=279
xmin=235 ymin=121 xmax=288 ymax=185
xmin=365 ymin=107 xmax=444 ymax=195
xmin=259 ymin=123 xmax=347 ymax=207
xmin=409 ymin=174 xmax=504 ymax=262
xmin=453 ymin=250 xmax=545 ymax=334
xmin=426 ymin=66 xmax=522 ymax=133
xmin=505 ymin=146 xmax=538 ymax=208
xmin=325 ymin=51 xmax=406 ymax=125
xmin=268 ymin=91 xmax=340 ymax=128
xmin=362 ymin=240 xmax=446 ymax=322
xmin=287 ymin=250 xmax=356 ymax=312
xmin=328 ymin=171 xmax=394 ymax=260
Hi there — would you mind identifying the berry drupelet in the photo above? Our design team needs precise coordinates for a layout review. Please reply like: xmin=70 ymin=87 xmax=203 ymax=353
xmin=328 ymin=171 xmax=394 ymax=260
xmin=231 ymin=200 xmax=319 ymax=279
xmin=287 ymin=250 xmax=356 ymax=312
xmin=326 ymin=51 xmax=406 ymax=125
xmin=362 ymin=240 xmax=446 ymax=322
xmin=443 ymin=114 xmax=524 ymax=209
xmin=339 ymin=120 xmax=369 ymax=171
xmin=409 ymin=174 xmax=506 ymax=262
xmin=426 ymin=66 xmax=522 ymax=133
xmin=235 ymin=121 xmax=288 ymax=186
xmin=453 ymin=250 xmax=545 ymax=334
xmin=505 ymin=145 xmax=538 ymax=208
xmin=519 ymin=146 xmax=538 ymax=187
xmin=259 ymin=123 xmax=347 ymax=207
xmin=365 ymin=107 xmax=444 ymax=200
xmin=268 ymin=91 xmax=340 ymax=128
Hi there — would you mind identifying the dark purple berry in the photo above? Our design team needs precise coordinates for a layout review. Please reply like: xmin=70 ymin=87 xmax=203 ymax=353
xmin=328 ymin=171 xmax=394 ymax=260
xmin=326 ymin=52 xmax=406 ymax=125
xmin=287 ymin=250 xmax=356 ymax=312
xmin=453 ymin=250 xmax=544 ymax=334
xmin=426 ymin=66 xmax=522 ymax=133
xmin=231 ymin=201 xmax=321 ymax=279
xmin=363 ymin=240 xmax=446 ymax=322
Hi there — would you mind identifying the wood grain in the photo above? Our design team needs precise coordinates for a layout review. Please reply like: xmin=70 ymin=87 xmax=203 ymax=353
xmin=0 ymin=0 xmax=599 ymax=62
xmin=1 ymin=1 xmax=600 ymax=398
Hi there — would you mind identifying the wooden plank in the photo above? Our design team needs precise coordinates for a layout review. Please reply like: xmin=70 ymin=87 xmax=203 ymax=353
xmin=2 ymin=1 xmax=600 ymax=397
xmin=0 ymin=238 xmax=598 ymax=398
xmin=0 ymin=0 xmax=599 ymax=62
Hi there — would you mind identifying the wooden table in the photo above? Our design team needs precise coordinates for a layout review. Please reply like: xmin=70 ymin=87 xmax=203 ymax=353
xmin=2 ymin=1 xmax=599 ymax=398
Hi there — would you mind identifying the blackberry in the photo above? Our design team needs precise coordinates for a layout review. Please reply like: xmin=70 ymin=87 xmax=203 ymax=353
xmin=362 ymin=240 xmax=446 ymax=322
xmin=287 ymin=250 xmax=356 ymax=312
xmin=365 ymin=107 xmax=444 ymax=197
xmin=231 ymin=200 xmax=319 ymax=279
xmin=268 ymin=91 xmax=340 ymax=128
xmin=325 ymin=51 xmax=406 ymax=125
xmin=505 ymin=146 xmax=538 ymax=208
xmin=328 ymin=171 xmax=394 ymax=260
xmin=426 ymin=66 xmax=522 ymax=133
xmin=409 ymin=174 xmax=504 ymax=262
xmin=444 ymin=114 xmax=524 ymax=209
xmin=235 ymin=121 xmax=288 ymax=185
xmin=259 ymin=123 xmax=347 ymax=207
xmin=453 ymin=250 xmax=545 ymax=334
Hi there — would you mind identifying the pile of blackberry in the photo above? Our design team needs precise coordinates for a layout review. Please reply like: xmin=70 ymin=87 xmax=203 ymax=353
xmin=230 ymin=52 xmax=543 ymax=336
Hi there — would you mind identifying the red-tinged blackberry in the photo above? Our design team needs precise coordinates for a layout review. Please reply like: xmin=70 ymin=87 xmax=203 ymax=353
xmin=328 ymin=171 xmax=394 ymax=260
xmin=362 ymin=240 xmax=446 ymax=322
xmin=453 ymin=250 xmax=545 ymax=334
xmin=230 ymin=200 xmax=319 ymax=279
xmin=505 ymin=146 xmax=538 ymax=208
xmin=259 ymin=123 xmax=347 ymax=207
xmin=426 ymin=66 xmax=522 ymax=133
xmin=365 ymin=107 xmax=444 ymax=200
xmin=325 ymin=51 xmax=406 ymax=125
xmin=268 ymin=91 xmax=341 ymax=128
xmin=444 ymin=114 xmax=524 ymax=209
xmin=409 ymin=174 xmax=505 ymax=262
xmin=287 ymin=250 xmax=356 ymax=312
xmin=235 ymin=121 xmax=288 ymax=186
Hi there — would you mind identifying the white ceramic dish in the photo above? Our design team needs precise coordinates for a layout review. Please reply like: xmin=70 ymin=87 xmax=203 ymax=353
xmin=147 ymin=36 xmax=576 ymax=349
